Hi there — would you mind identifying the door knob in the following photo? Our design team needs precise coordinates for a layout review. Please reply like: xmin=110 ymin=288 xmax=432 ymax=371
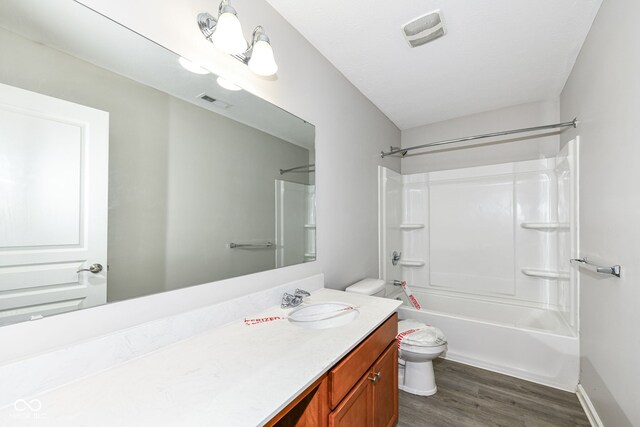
xmin=77 ymin=263 xmax=103 ymax=274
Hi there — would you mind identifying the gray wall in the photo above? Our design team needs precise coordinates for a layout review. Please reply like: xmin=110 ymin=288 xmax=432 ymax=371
xmin=0 ymin=27 xmax=309 ymax=302
xmin=164 ymin=97 xmax=309 ymax=289
xmin=560 ymin=0 xmax=639 ymax=424
xmin=401 ymin=100 xmax=560 ymax=174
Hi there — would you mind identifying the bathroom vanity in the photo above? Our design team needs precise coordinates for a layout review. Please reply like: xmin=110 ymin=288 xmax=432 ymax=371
xmin=0 ymin=288 xmax=401 ymax=426
xmin=268 ymin=313 xmax=398 ymax=426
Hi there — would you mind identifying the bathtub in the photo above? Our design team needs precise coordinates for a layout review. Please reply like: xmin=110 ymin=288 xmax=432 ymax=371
xmin=388 ymin=288 xmax=579 ymax=391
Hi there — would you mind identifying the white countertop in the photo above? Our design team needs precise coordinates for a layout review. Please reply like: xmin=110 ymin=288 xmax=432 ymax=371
xmin=1 ymin=289 xmax=401 ymax=426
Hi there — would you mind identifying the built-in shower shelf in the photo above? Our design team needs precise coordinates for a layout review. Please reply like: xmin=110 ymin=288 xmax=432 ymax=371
xmin=399 ymin=260 xmax=426 ymax=267
xmin=304 ymin=224 xmax=316 ymax=229
xmin=304 ymin=253 xmax=316 ymax=258
xmin=520 ymin=222 xmax=570 ymax=230
xmin=521 ymin=269 xmax=570 ymax=280
xmin=400 ymin=224 xmax=425 ymax=230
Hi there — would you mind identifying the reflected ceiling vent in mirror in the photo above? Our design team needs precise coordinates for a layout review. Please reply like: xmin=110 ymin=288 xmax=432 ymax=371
xmin=402 ymin=10 xmax=446 ymax=48
xmin=198 ymin=93 xmax=231 ymax=108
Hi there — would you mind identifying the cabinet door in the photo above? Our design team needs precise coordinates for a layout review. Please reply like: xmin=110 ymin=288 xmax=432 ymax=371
xmin=329 ymin=314 xmax=397 ymax=409
xmin=329 ymin=373 xmax=373 ymax=427
xmin=372 ymin=343 xmax=398 ymax=427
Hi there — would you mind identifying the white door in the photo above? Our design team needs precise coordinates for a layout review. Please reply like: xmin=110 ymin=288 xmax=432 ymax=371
xmin=0 ymin=83 xmax=109 ymax=326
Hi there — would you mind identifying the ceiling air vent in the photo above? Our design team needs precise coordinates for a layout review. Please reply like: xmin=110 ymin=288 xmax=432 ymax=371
xmin=402 ymin=10 xmax=446 ymax=48
xmin=198 ymin=93 xmax=230 ymax=109
xmin=199 ymin=94 xmax=216 ymax=102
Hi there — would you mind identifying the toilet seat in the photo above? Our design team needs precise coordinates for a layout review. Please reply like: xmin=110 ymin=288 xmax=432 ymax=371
xmin=397 ymin=319 xmax=447 ymax=348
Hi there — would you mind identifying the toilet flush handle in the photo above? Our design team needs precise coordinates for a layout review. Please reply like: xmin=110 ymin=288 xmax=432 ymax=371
xmin=368 ymin=371 xmax=381 ymax=384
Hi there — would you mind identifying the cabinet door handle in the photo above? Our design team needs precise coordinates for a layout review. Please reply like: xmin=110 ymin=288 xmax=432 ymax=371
xmin=368 ymin=371 xmax=381 ymax=384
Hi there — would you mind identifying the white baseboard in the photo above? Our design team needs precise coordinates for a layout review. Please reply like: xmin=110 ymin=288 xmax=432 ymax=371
xmin=576 ymin=384 xmax=604 ymax=427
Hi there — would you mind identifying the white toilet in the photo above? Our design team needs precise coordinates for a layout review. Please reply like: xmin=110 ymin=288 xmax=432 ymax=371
xmin=345 ymin=278 xmax=447 ymax=396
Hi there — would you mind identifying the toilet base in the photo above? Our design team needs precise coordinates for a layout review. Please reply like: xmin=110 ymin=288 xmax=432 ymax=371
xmin=398 ymin=359 xmax=438 ymax=396
xmin=399 ymin=383 xmax=437 ymax=396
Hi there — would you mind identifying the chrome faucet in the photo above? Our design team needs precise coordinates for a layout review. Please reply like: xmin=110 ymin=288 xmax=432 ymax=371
xmin=281 ymin=289 xmax=310 ymax=308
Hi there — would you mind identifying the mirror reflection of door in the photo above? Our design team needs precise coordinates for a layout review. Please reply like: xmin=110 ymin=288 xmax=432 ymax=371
xmin=0 ymin=83 xmax=108 ymax=326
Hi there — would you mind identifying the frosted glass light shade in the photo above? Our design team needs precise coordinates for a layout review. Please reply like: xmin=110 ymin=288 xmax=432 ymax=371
xmin=216 ymin=76 xmax=242 ymax=91
xmin=178 ymin=57 xmax=210 ymax=75
xmin=248 ymin=39 xmax=278 ymax=76
xmin=211 ymin=12 xmax=247 ymax=55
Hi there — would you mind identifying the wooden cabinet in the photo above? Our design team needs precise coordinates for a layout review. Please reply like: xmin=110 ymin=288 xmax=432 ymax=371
xmin=269 ymin=313 xmax=398 ymax=427
xmin=329 ymin=342 xmax=398 ymax=427
xmin=372 ymin=342 xmax=398 ymax=427
xmin=328 ymin=314 xmax=397 ymax=409
xmin=329 ymin=372 xmax=373 ymax=427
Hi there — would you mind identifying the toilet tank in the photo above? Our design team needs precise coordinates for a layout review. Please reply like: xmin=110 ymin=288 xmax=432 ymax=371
xmin=345 ymin=278 xmax=386 ymax=297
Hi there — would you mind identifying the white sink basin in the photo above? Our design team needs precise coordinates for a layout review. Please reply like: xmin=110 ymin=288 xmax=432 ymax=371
xmin=288 ymin=302 xmax=359 ymax=329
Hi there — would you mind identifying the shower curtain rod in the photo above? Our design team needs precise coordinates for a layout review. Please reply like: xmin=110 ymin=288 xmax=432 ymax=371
xmin=280 ymin=163 xmax=315 ymax=175
xmin=380 ymin=118 xmax=578 ymax=158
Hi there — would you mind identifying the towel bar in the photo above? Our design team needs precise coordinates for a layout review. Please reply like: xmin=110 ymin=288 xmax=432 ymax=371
xmin=570 ymin=258 xmax=621 ymax=277
xmin=229 ymin=242 xmax=274 ymax=249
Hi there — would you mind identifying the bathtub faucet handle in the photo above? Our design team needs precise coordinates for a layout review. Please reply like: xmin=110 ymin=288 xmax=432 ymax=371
xmin=392 ymin=251 xmax=402 ymax=266
xmin=393 ymin=280 xmax=403 ymax=287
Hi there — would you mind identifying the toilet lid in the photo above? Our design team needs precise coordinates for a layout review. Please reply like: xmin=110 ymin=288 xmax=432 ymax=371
xmin=397 ymin=319 xmax=447 ymax=347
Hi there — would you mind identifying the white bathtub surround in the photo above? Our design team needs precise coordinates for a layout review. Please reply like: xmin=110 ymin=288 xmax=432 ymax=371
xmin=0 ymin=289 xmax=400 ymax=426
xmin=379 ymin=143 xmax=580 ymax=390
xmin=0 ymin=275 xmax=325 ymax=409
xmin=392 ymin=155 xmax=578 ymax=320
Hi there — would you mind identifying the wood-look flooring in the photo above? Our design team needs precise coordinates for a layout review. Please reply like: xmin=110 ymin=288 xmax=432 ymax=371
xmin=398 ymin=359 xmax=589 ymax=427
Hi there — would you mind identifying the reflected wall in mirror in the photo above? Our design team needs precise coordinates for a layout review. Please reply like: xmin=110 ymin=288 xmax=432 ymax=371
xmin=0 ymin=0 xmax=316 ymax=327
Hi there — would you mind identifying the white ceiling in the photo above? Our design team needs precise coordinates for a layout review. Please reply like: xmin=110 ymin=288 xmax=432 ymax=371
xmin=265 ymin=0 xmax=602 ymax=130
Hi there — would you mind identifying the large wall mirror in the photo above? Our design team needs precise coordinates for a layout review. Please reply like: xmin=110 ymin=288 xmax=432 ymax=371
xmin=0 ymin=0 xmax=316 ymax=327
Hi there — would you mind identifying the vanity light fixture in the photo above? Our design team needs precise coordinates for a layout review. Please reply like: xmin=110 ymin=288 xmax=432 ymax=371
xmin=198 ymin=1 xmax=278 ymax=76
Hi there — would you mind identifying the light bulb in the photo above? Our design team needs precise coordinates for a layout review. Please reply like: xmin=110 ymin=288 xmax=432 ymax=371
xmin=211 ymin=11 xmax=248 ymax=55
xmin=248 ymin=39 xmax=278 ymax=76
